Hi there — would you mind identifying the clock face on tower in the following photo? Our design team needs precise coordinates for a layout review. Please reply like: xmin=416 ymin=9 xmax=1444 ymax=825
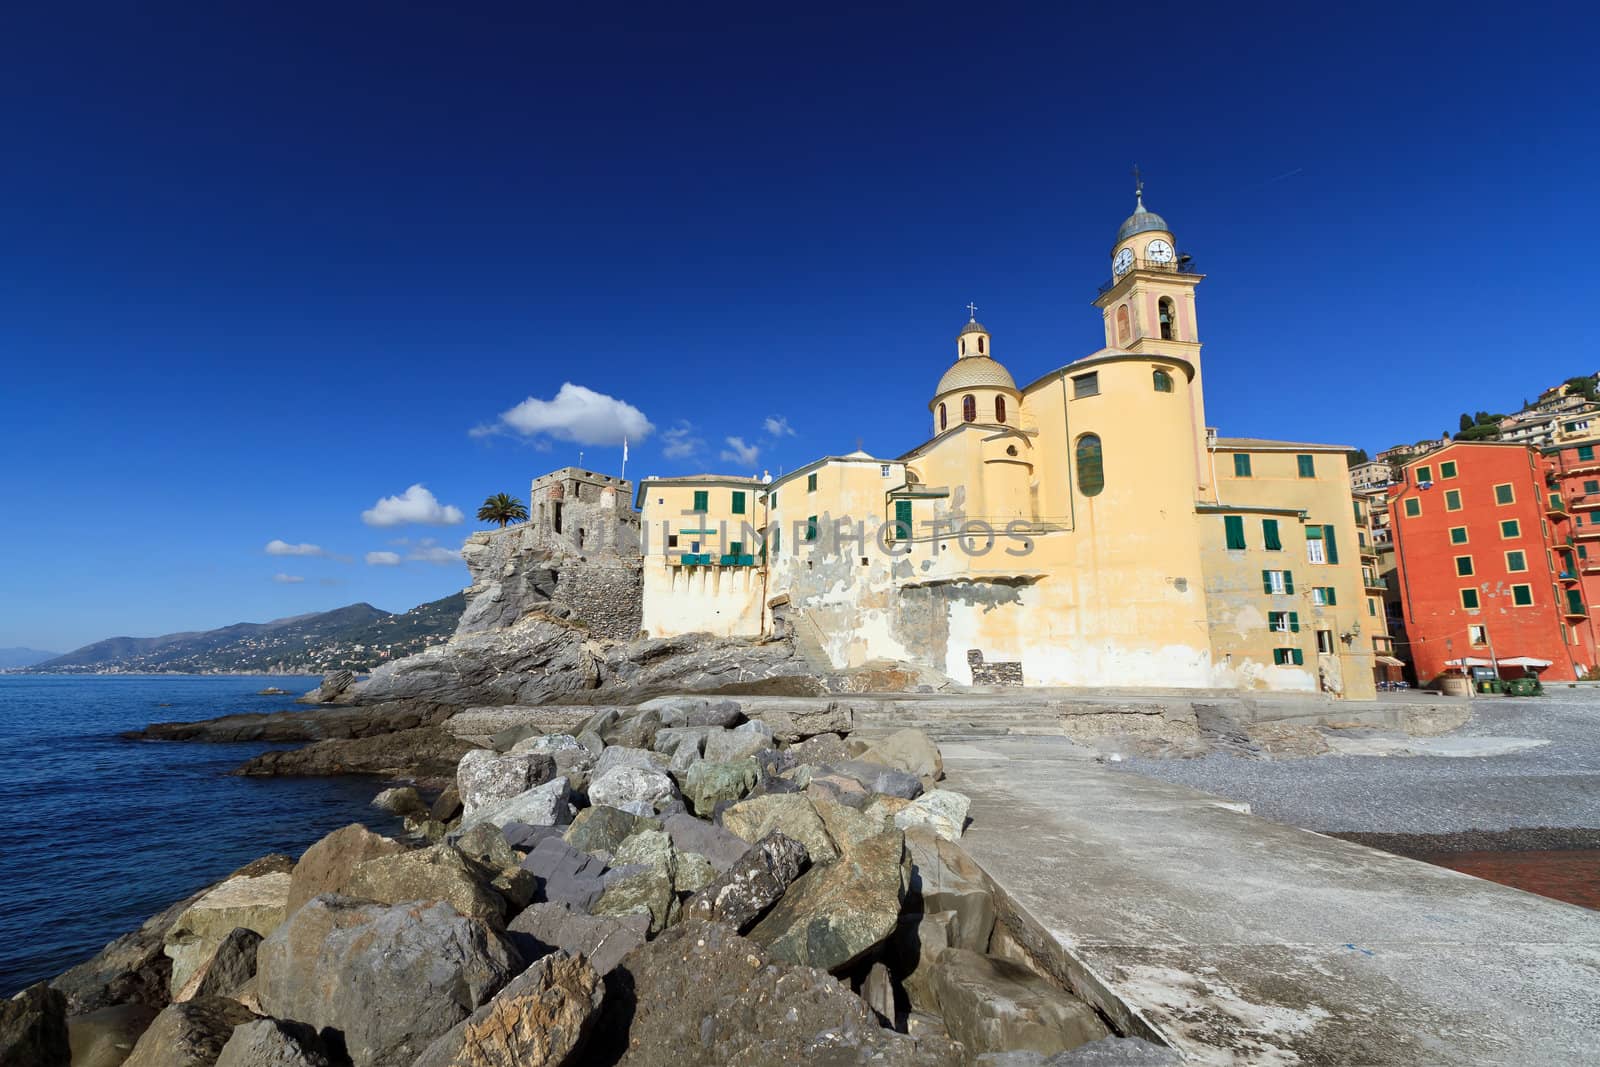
xmin=1113 ymin=248 xmax=1134 ymax=277
xmin=1146 ymin=239 xmax=1174 ymax=264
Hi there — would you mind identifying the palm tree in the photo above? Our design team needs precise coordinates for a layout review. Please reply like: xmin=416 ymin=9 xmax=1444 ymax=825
xmin=477 ymin=493 xmax=528 ymax=528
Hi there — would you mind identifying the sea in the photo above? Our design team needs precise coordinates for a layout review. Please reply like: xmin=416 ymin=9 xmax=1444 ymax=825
xmin=0 ymin=674 xmax=408 ymax=996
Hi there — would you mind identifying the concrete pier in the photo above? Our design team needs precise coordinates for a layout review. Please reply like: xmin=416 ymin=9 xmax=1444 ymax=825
xmin=943 ymin=735 xmax=1600 ymax=1065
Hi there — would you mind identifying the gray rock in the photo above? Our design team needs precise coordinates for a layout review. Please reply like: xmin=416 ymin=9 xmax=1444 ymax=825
xmin=641 ymin=696 xmax=747 ymax=728
xmin=430 ymin=785 xmax=463 ymax=822
xmin=288 ymin=824 xmax=407 ymax=913
xmin=828 ymin=759 xmax=924 ymax=799
xmin=173 ymin=927 xmax=261 ymax=1003
xmin=593 ymin=830 xmax=678 ymax=934
xmin=1 ymin=982 xmax=69 ymax=1067
xmin=507 ymin=902 xmax=648 ymax=976
xmin=601 ymin=709 xmax=663 ymax=750
xmin=310 ymin=670 xmax=357 ymax=704
xmin=929 ymin=948 xmax=1110 ymax=1060
xmin=445 ymin=706 xmax=598 ymax=744
xmin=457 ymin=749 xmax=557 ymax=818
xmin=587 ymin=765 xmax=679 ymax=815
xmin=719 ymin=794 xmax=839 ymax=864
xmin=682 ymin=758 xmax=760 ymax=816
xmin=164 ymin=872 xmax=291 ymax=995
xmin=860 ymin=961 xmax=894 ymax=1024
xmin=411 ymin=951 xmax=603 ymax=1067
xmin=905 ymin=826 xmax=996 ymax=952
xmin=371 ymin=786 xmax=429 ymax=817
xmin=895 ymin=788 xmax=972 ymax=841
xmin=683 ymin=832 xmax=809 ymax=932
xmin=521 ymin=836 xmax=609 ymax=911
xmin=895 ymin=909 xmax=956 ymax=1012
xmin=703 ymin=720 xmax=775 ymax=762
xmin=660 ymin=812 xmax=752 ymax=872
xmin=256 ymin=896 xmax=519 ymax=1067
xmin=510 ymin=732 xmax=584 ymax=756
xmin=748 ymin=700 xmax=854 ymax=741
xmin=783 ymin=731 xmax=851 ymax=765
xmin=458 ymin=776 xmax=573 ymax=832
xmin=859 ymin=727 xmax=943 ymax=783
xmin=651 ymin=724 xmax=714 ymax=755
xmin=747 ymin=829 xmax=909 ymax=973
xmin=502 ymin=822 xmax=565 ymax=851
xmin=236 ymin=726 xmax=473 ymax=780
xmin=564 ymin=806 xmax=657 ymax=856
xmin=122 ymin=996 xmax=257 ymax=1067
xmin=593 ymin=745 xmax=669 ymax=778
xmin=214 ymin=1018 xmax=335 ymax=1067
xmin=452 ymin=821 xmax=521 ymax=873
xmin=345 ymin=844 xmax=508 ymax=924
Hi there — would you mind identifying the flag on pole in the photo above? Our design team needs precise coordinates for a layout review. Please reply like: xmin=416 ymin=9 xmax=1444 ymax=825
xmin=622 ymin=437 xmax=628 ymax=463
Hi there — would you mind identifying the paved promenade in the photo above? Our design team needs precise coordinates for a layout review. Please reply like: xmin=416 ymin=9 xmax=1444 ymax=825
xmin=943 ymin=735 xmax=1600 ymax=1065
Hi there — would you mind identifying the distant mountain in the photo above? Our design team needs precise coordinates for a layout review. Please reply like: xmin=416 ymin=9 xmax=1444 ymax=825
xmin=31 ymin=594 xmax=464 ymax=674
xmin=0 ymin=647 xmax=60 ymax=669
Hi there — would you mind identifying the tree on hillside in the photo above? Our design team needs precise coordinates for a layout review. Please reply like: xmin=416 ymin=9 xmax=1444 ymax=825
xmin=476 ymin=493 xmax=529 ymax=528
xmin=1459 ymin=413 xmax=1473 ymax=432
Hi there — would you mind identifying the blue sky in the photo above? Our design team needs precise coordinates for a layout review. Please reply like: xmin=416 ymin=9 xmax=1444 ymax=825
xmin=2 ymin=2 xmax=1595 ymax=651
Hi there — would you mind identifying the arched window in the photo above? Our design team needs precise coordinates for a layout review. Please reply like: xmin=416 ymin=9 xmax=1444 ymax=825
xmin=1115 ymin=305 xmax=1131 ymax=345
xmin=1153 ymin=369 xmax=1173 ymax=393
xmin=1076 ymin=434 xmax=1105 ymax=497
xmin=995 ymin=395 xmax=1006 ymax=422
xmin=939 ymin=402 xmax=947 ymax=431
xmin=962 ymin=394 xmax=977 ymax=422
xmin=960 ymin=338 xmax=966 ymax=355
xmin=1158 ymin=297 xmax=1176 ymax=340
xmin=978 ymin=336 xmax=985 ymax=354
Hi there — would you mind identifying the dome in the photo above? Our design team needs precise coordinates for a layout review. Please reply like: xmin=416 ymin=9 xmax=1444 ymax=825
xmin=959 ymin=320 xmax=989 ymax=337
xmin=935 ymin=356 xmax=1017 ymax=395
xmin=1115 ymin=191 xmax=1170 ymax=245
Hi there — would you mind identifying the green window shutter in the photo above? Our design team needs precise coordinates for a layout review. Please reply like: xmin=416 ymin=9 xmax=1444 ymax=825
xmin=731 ymin=491 xmax=746 ymax=515
xmin=1272 ymin=648 xmax=1286 ymax=666
xmin=1297 ymin=454 xmax=1315 ymax=478
xmin=1262 ymin=570 xmax=1273 ymax=594
xmin=692 ymin=490 xmax=708 ymax=512
xmin=1327 ymin=587 xmax=1338 ymax=606
xmin=1234 ymin=453 xmax=1251 ymax=477
xmin=807 ymin=472 xmax=818 ymax=491
xmin=1405 ymin=498 xmax=1421 ymax=517
xmin=1581 ymin=446 xmax=1595 ymax=461
xmin=1289 ymin=611 xmax=1300 ymax=633
xmin=894 ymin=499 xmax=912 ymax=540
xmin=1262 ymin=518 xmax=1281 ymax=551
xmin=1369 ymin=598 xmax=1377 ymax=616
xmin=1225 ymin=515 xmax=1246 ymax=550
xmin=1293 ymin=648 xmax=1305 ymax=666
xmin=806 ymin=515 xmax=818 ymax=541
xmin=1495 ymin=484 xmax=1514 ymax=505
xmin=1417 ymin=465 xmax=1433 ymax=484
xmin=1323 ymin=525 xmax=1339 ymax=564
xmin=1586 ymin=480 xmax=1598 ymax=494
xmin=1284 ymin=571 xmax=1295 ymax=594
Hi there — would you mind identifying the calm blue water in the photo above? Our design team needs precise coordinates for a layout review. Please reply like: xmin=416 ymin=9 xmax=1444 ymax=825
xmin=0 ymin=675 xmax=407 ymax=996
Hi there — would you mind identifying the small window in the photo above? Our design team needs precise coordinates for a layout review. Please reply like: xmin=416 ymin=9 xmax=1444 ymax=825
xmin=807 ymin=473 xmax=818 ymax=492
xmin=1153 ymin=369 xmax=1173 ymax=393
xmin=1416 ymin=465 xmax=1433 ymax=484
xmin=1501 ymin=519 xmax=1520 ymax=539
xmin=1449 ymin=526 xmax=1469 ymax=545
xmin=962 ymin=394 xmax=977 ymax=422
xmin=1506 ymin=550 xmax=1528 ymax=572
xmin=1585 ymin=480 xmax=1598 ymax=494
xmin=1455 ymin=555 xmax=1474 ymax=577
xmin=1307 ymin=537 xmax=1326 ymax=565
xmin=1073 ymin=372 xmax=1100 ymax=399
xmin=1234 ymin=454 xmax=1252 ymax=478
xmin=1263 ymin=518 xmax=1282 ymax=551
xmin=881 ymin=463 xmax=891 ymax=477
xmin=1158 ymin=297 xmax=1176 ymax=340
xmin=805 ymin=515 xmax=818 ymax=542
xmin=1461 ymin=587 xmax=1481 ymax=609
xmin=1494 ymin=483 xmax=1515 ymax=505
xmin=1512 ymin=584 xmax=1534 ymax=606
xmin=1297 ymin=454 xmax=1315 ymax=479
xmin=939 ymin=403 xmax=947 ymax=431
xmin=667 ymin=534 xmax=679 ymax=549
xmin=1440 ymin=460 xmax=1458 ymax=479
xmin=1262 ymin=569 xmax=1292 ymax=595
xmin=1444 ymin=489 xmax=1463 ymax=511
xmin=1404 ymin=497 xmax=1421 ymax=517
xmin=692 ymin=490 xmax=709 ymax=512
xmin=1312 ymin=586 xmax=1337 ymax=606
xmin=1469 ymin=624 xmax=1487 ymax=646
xmin=978 ymin=336 xmax=985 ymax=354
xmin=1224 ymin=515 xmax=1247 ymax=550
xmin=995 ymin=396 xmax=1006 ymax=422
xmin=893 ymin=499 xmax=913 ymax=541
xmin=731 ymin=491 xmax=746 ymax=515
xmin=1272 ymin=648 xmax=1305 ymax=666
xmin=1076 ymin=434 xmax=1105 ymax=497
xmin=1316 ymin=630 xmax=1335 ymax=654
xmin=1580 ymin=445 xmax=1595 ymax=462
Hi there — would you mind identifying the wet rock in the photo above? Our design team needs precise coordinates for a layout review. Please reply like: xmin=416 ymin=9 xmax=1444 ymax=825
xmin=521 ymin=836 xmax=609 ymax=912
xmin=256 ymin=896 xmax=519 ymax=1067
xmin=682 ymin=757 xmax=760 ymax=816
xmin=458 ymin=777 xmax=573 ymax=832
xmin=372 ymin=786 xmax=428 ymax=818
xmin=719 ymin=794 xmax=838 ymax=864
xmin=236 ymin=726 xmax=473 ymax=779
xmin=747 ymin=828 xmax=909 ymax=973
xmin=173 ymin=928 xmax=261 ymax=1003
xmin=929 ymin=948 xmax=1110 ymax=1060
xmin=457 ymin=749 xmax=557 ymax=817
xmin=906 ymin=826 xmax=996 ymax=952
xmin=587 ymin=765 xmax=679 ymax=816
xmin=121 ymin=996 xmax=257 ymax=1067
xmin=346 ymin=843 xmax=507 ymax=924
xmin=214 ymin=1018 xmax=335 ymax=1067
xmin=895 ymin=788 xmax=972 ymax=841
xmin=683 ymin=831 xmax=809 ymax=932
xmin=748 ymin=700 xmax=853 ymax=741
xmin=66 ymin=1003 xmax=159 ymax=1067
xmin=506 ymin=903 xmax=648 ymax=976
xmin=0 ymin=982 xmax=69 ymax=1067
xmin=164 ymin=872 xmax=291 ymax=995
xmin=609 ymin=919 xmax=959 ymax=1067
xmin=412 ymin=951 xmax=603 ymax=1067
xmin=660 ymin=812 xmax=751 ymax=872
xmin=858 ymin=727 xmax=944 ymax=784
xmin=431 ymin=784 xmax=464 ymax=822
xmin=703 ymin=720 xmax=775 ymax=762
xmin=288 ymin=824 xmax=407 ymax=913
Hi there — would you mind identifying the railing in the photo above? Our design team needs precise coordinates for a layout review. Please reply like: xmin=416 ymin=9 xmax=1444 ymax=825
xmin=1098 ymin=257 xmax=1200 ymax=294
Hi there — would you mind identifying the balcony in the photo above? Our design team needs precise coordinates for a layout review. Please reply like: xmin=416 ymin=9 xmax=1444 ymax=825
xmin=1097 ymin=257 xmax=1201 ymax=295
xmin=1582 ymin=558 xmax=1600 ymax=574
xmin=671 ymin=553 xmax=758 ymax=567
xmin=1576 ymin=526 xmax=1600 ymax=540
xmin=1560 ymin=571 xmax=1581 ymax=584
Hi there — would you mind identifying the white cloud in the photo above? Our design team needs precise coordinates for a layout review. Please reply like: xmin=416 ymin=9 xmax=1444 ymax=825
xmin=265 ymin=539 xmax=328 ymax=557
xmin=662 ymin=421 xmax=704 ymax=459
xmin=478 ymin=383 xmax=654 ymax=446
xmin=721 ymin=436 xmax=760 ymax=466
xmin=365 ymin=551 xmax=402 ymax=566
xmin=763 ymin=415 xmax=796 ymax=438
xmin=407 ymin=545 xmax=463 ymax=565
xmin=361 ymin=485 xmax=465 ymax=528
xmin=272 ymin=573 xmax=305 ymax=584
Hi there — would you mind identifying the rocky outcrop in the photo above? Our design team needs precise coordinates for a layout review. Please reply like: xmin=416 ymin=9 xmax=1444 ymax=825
xmin=1 ymin=982 xmax=70 ymax=1067
xmin=121 ymin=996 xmax=257 ymax=1067
xmin=125 ymin=699 xmax=457 ymax=742
xmin=235 ymin=726 xmax=472 ymax=779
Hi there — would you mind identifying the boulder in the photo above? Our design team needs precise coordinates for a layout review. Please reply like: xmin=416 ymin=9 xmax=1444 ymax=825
xmin=508 ymin=732 xmax=584 ymax=756
xmin=929 ymin=948 xmax=1110 ymax=1059
xmin=311 ymin=670 xmax=357 ymax=704
xmin=895 ymin=789 xmax=972 ymax=841
xmin=446 ymin=706 xmax=599 ymax=745
xmin=813 ymin=797 xmax=887 ymax=854
xmin=521 ymin=836 xmax=609 ymax=912
xmin=164 ymin=872 xmax=292 ymax=995
xmin=906 ymin=826 xmax=995 ymax=952
xmin=457 ymin=749 xmax=558 ymax=818
xmin=173 ymin=928 xmax=262 ymax=1003
xmin=345 ymin=843 xmax=506 ymax=924
xmin=587 ymin=765 xmax=679 ymax=816
xmin=703 ymin=720 xmax=775 ymax=762
xmin=564 ymin=805 xmax=657 ymax=856
xmin=863 ymin=794 xmax=915 ymax=825
xmin=682 ymin=758 xmax=760 ymax=816
xmin=609 ymin=919 xmax=959 ymax=1067
xmin=372 ymin=786 xmax=428 ymax=817
xmin=682 ymin=832 xmax=809 ymax=932
xmin=412 ymin=952 xmax=603 ymax=1067
xmin=747 ymin=700 xmax=853 ymax=741
xmin=121 ymin=996 xmax=257 ymax=1067
xmin=805 ymin=774 xmax=873 ymax=809
xmin=65 ymin=1003 xmax=159 ymax=1067
xmin=430 ymin=784 xmax=464 ymax=822
xmin=0 ymin=982 xmax=69 ymax=1067
xmin=503 ymin=822 xmax=566 ymax=852
xmin=651 ymin=724 xmax=715 ymax=756
xmin=592 ymin=745 xmax=670 ymax=778
xmin=288 ymin=823 xmax=407 ymax=913
xmin=640 ymin=695 xmax=745 ymax=728
xmin=660 ymin=812 xmax=752 ymax=872
xmin=719 ymin=794 xmax=838 ymax=864
xmin=593 ymin=830 xmax=678 ymax=934
xmin=506 ymin=903 xmax=648 ymax=977
xmin=828 ymin=759 xmax=924 ymax=800
xmin=458 ymin=777 xmax=573 ymax=832
xmin=784 ymin=731 xmax=851 ymax=765
xmin=858 ymin=727 xmax=944 ymax=783
xmin=747 ymin=829 xmax=909 ymax=973
xmin=601 ymin=709 xmax=663 ymax=750
xmin=255 ymin=896 xmax=519 ymax=1067
xmin=214 ymin=1018 xmax=335 ymax=1067
xmin=894 ymin=909 xmax=956 ymax=1012
xmin=860 ymin=961 xmax=894 ymax=1024
xmin=451 ymin=821 xmax=521 ymax=871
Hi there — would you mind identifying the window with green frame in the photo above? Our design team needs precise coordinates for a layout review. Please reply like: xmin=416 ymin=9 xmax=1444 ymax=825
xmin=1267 ymin=610 xmax=1300 ymax=633
xmin=1494 ymin=483 xmax=1515 ymax=505
xmin=805 ymin=515 xmax=818 ymax=542
xmin=692 ymin=489 xmax=709 ymax=512
xmin=731 ymin=491 xmax=746 ymax=514
xmin=1076 ymin=434 xmax=1105 ymax=496
xmin=1416 ymin=464 xmax=1433 ymax=484
xmin=1313 ymin=586 xmax=1337 ymax=606
xmin=1368 ymin=598 xmax=1377 ymax=616
xmin=1461 ymin=588 xmax=1480 ymax=609
xmin=1272 ymin=648 xmax=1305 ymax=666
xmin=1586 ymin=480 xmax=1600 ymax=495
xmin=1500 ymin=519 xmax=1520 ymax=538
xmin=1296 ymin=454 xmax=1315 ymax=478
xmin=1449 ymin=526 xmax=1469 ymax=544
xmin=1444 ymin=489 xmax=1463 ymax=511
xmin=1262 ymin=518 xmax=1282 ymax=551
xmin=1224 ymin=515 xmax=1247 ymax=550
xmin=893 ymin=499 xmax=912 ymax=541
xmin=1321 ymin=524 xmax=1339 ymax=563
xmin=1233 ymin=453 xmax=1252 ymax=477
xmin=1455 ymin=555 xmax=1474 ymax=576
xmin=1567 ymin=588 xmax=1585 ymax=615
xmin=1440 ymin=460 xmax=1458 ymax=478
xmin=1580 ymin=445 xmax=1596 ymax=462
xmin=1404 ymin=498 xmax=1421 ymax=517
xmin=807 ymin=472 xmax=818 ymax=492
xmin=1512 ymin=584 xmax=1533 ymax=606
xmin=1506 ymin=549 xmax=1527 ymax=572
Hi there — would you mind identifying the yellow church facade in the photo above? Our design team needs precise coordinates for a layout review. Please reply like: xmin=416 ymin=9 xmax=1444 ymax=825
xmin=635 ymin=191 xmax=1377 ymax=698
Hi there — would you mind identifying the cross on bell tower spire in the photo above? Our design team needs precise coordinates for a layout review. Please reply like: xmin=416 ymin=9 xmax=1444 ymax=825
xmin=966 ymin=301 xmax=978 ymax=322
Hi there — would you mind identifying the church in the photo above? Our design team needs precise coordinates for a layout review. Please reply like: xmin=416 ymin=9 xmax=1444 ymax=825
xmin=634 ymin=188 xmax=1380 ymax=698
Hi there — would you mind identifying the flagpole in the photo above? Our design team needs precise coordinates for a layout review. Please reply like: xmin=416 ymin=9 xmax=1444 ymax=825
xmin=621 ymin=437 xmax=628 ymax=484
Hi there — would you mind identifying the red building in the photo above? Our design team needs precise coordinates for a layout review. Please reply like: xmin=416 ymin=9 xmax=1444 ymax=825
xmin=1389 ymin=441 xmax=1598 ymax=683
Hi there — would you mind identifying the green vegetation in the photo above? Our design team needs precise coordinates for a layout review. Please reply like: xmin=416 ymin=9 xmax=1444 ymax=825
xmin=477 ymin=493 xmax=529 ymax=528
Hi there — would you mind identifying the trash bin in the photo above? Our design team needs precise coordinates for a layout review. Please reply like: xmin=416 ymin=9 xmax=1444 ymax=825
xmin=1507 ymin=677 xmax=1543 ymax=697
